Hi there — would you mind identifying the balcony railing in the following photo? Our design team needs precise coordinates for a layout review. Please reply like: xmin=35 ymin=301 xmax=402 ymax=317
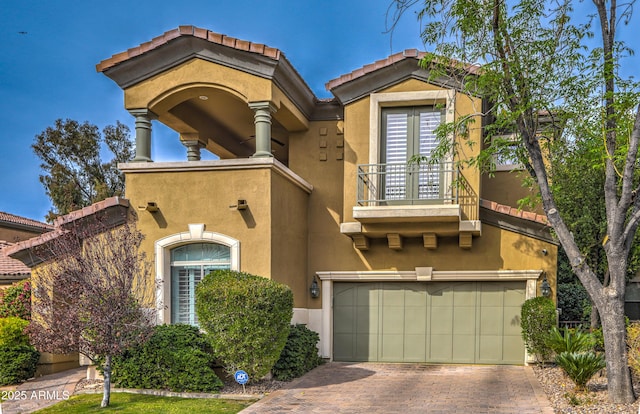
xmin=357 ymin=162 xmax=478 ymax=220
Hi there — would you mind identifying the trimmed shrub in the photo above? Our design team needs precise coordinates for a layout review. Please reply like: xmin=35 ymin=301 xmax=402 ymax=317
xmin=546 ymin=326 xmax=594 ymax=355
xmin=195 ymin=270 xmax=293 ymax=380
xmin=0 ymin=345 xmax=40 ymax=385
xmin=273 ymin=324 xmax=322 ymax=381
xmin=555 ymin=351 xmax=606 ymax=390
xmin=521 ymin=296 xmax=556 ymax=363
xmin=0 ymin=280 xmax=31 ymax=320
xmin=0 ymin=317 xmax=30 ymax=347
xmin=104 ymin=324 xmax=223 ymax=392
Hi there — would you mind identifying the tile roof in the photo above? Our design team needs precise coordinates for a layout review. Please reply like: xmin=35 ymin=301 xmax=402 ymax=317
xmin=480 ymin=199 xmax=548 ymax=225
xmin=0 ymin=211 xmax=52 ymax=232
xmin=325 ymin=49 xmax=482 ymax=91
xmin=5 ymin=197 xmax=130 ymax=268
xmin=96 ymin=25 xmax=283 ymax=73
xmin=0 ymin=241 xmax=30 ymax=276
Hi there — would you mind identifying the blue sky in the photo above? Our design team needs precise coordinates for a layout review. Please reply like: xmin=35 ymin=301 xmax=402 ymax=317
xmin=0 ymin=0 xmax=637 ymax=222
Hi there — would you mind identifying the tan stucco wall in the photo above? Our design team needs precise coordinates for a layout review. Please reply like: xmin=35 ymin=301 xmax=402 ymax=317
xmin=125 ymin=163 xmax=312 ymax=308
xmin=270 ymin=172 xmax=309 ymax=308
xmin=0 ymin=227 xmax=46 ymax=244
xmin=123 ymin=58 xmax=308 ymax=133
xmin=482 ymin=170 xmax=544 ymax=214
xmin=340 ymin=79 xmax=483 ymax=222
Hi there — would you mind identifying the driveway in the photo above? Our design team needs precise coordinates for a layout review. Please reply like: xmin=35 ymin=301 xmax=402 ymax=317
xmin=241 ymin=363 xmax=554 ymax=414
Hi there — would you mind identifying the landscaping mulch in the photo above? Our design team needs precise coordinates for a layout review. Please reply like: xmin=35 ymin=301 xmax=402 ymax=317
xmin=532 ymin=365 xmax=640 ymax=413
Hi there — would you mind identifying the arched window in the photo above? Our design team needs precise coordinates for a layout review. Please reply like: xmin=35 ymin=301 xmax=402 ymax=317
xmin=170 ymin=243 xmax=231 ymax=325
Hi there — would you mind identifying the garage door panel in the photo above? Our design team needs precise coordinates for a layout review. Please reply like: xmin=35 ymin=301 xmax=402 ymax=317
xmin=355 ymin=333 xmax=377 ymax=361
xmin=404 ymin=334 xmax=427 ymax=361
xmin=430 ymin=334 xmax=453 ymax=361
xmin=380 ymin=334 xmax=404 ymax=361
xmin=333 ymin=281 xmax=526 ymax=364
xmin=478 ymin=335 xmax=504 ymax=362
xmin=480 ymin=306 xmax=503 ymax=335
xmin=406 ymin=306 xmax=427 ymax=335
xmin=431 ymin=307 xmax=453 ymax=334
xmin=503 ymin=335 xmax=526 ymax=363
xmin=504 ymin=308 xmax=523 ymax=336
xmin=453 ymin=307 xmax=475 ymax=334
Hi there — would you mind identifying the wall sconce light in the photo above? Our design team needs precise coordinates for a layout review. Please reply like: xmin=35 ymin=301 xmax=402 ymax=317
xmin=541 ymin=277 xmax=551 ymax=298
xmin=541 ymin=248 xmax=548 ymax=256
xmin=138 ymin=202 xmax=159 ymax=212
xmin=310 ymin=276 xmax=320 ymax=298
xmin=229 ymin=200 xmax=248 ymax=210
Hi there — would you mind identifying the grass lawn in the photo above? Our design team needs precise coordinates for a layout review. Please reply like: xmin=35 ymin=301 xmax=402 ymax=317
xmin=34 ymin=393 xmax=256 ymax=413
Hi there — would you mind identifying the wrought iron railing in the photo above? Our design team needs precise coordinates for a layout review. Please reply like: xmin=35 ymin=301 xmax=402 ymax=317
xmin=356 ymin=162 xmax=478 ymax=220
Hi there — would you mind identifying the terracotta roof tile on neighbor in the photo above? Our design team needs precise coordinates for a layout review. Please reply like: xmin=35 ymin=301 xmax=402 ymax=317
xmin=0 ymin=241 xmax=30 ymax=276
xmin=479 ymin=199 xmax=548 ymax=225
xmin=0 ymin=211 xmax=52 ymax=232
xmin=96 ymin=25 xmax=282 ymax=73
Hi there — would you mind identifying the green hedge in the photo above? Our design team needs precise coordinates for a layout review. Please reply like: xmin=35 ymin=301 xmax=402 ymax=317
xmin=0 ymin=317 xmax=30 ymax=347
xmin=0 ymin=345 xmax=40 ymax=386
xmin=521 ymin=296 xmax=556 ymax=363
xmin=196 ymin=270 xmax=293 ymax=380
xmin=104 ymin=324 xmax=223 ymax=392
xmin=273 ymin=324 xmax=322 ymax=381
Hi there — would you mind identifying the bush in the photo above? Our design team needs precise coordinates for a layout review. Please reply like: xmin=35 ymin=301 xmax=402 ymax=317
xmin=521 ymin=296 xmax=556 ymax=363
xmin=0 ymin=345 xmax=40 ymax=385
xmin=546 ymin=326 xmax=594 ymax=355
xmin=0 ymin=280 xmax=31 ymax=320
xmin=104 ymin=324 xmax=223 ymax=392
xmin=557 ymin=282 xmax=590 ymax=322
xmin=0 ymin=317 xmax=30 ymax=347
xmin=195 ymin=270 xmax=293 ymax=380
xmin=555 ymin=351 xmax=606 ymax=390
xmin=627 ymin=322 xmax=640 ymax=379
xmin=273 ymin=324 xmax=322 ymax=381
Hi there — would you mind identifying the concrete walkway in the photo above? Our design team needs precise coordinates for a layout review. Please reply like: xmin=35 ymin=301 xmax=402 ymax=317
xmin=0 ymin=367 xmax=85 ymax=414
xmin=240 ymin=363 xmax=555 ymax=414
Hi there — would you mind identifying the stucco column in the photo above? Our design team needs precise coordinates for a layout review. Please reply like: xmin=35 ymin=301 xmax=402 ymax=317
xmin=181 ymin=136 xmax=205 ymax=161
xmin=129 ymin=109 xmax=157 ymax=162
xmin=248 ymin=101 xmax=277 ymax=158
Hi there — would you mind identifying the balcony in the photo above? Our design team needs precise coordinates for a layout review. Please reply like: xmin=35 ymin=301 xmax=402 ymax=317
xmin=342 ymin=162 xmax=480 ymax=250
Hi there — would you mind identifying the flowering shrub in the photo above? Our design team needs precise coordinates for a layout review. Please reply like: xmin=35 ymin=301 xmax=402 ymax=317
xmin=0 ymin=280 xmax=31 ymax=320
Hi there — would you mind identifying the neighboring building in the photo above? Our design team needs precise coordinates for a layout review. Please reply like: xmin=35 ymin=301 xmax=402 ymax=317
xmin=0 ymin=212 xmax=52 ymax=287
xmin=12 ymin=26 xmax=558 ymax=367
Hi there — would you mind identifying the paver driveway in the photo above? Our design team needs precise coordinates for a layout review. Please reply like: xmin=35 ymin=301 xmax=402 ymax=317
xmin=241 ymin=363 xmax=554 ymax=414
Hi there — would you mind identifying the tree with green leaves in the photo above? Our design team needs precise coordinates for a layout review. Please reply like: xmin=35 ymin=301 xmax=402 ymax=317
xmin=391 ymin=0 xmax=639 ymax=402
xmin=32 ymin=119 xmax=133 ymax=222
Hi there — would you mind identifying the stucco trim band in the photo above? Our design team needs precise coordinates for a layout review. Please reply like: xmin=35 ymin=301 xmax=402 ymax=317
xmin=119 ymin=158 xmax=313 ymax=194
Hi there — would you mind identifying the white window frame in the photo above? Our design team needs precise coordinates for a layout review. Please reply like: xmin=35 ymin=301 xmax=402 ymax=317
xmin=155 ymin=224 xmax=240 ymax=324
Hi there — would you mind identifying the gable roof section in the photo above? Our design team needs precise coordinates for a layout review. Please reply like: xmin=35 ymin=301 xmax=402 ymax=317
xmin=6 ymin=197 xmax=130 ymax=267
xmin=96 ymin=26 xmax=317 ymax=120
xmin=479 ymin=199 xmax=556 ymax=244
xmin=326 ymin=50 xmax=481 ymax=105
xmin=0 ymin=211 xmax=53 ymax=234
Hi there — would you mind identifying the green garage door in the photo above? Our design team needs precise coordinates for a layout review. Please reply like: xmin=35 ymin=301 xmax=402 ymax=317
xmin=333 ymin=281 xmax=525 ymax=364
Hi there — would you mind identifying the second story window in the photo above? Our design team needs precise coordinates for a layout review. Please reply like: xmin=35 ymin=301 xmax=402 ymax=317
xmin=380 ymin=106 xmax=444 ymax=202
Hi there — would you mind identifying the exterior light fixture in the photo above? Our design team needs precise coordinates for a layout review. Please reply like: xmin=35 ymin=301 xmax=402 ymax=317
xmin=541 ymin=277 xmax=551 ymax=298
xmin=138 ymin=202 xmax=159 ymax=212
xmin=310 ymin=276 xmax=320 ymax=298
